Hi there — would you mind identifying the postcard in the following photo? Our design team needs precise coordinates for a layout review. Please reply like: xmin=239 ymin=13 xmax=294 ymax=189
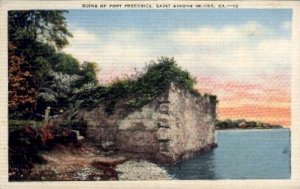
xmin=1 ymin=1 xmax=300 ymax=188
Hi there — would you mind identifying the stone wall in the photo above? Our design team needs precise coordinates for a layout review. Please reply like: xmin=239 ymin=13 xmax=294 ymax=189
xmin=155 ymin=83 xmax=216 ymax=162
xmin=115 ymin=100 xmax=160 ymax=154
xmin=73 ymin=82 xmax=216 ymax=162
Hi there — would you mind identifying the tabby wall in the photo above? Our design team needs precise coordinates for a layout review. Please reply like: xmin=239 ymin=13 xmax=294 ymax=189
xmin=76 ymin=82 xmax=217 ymax=162
xmin=155 ymin=83 xmax=216 ymax=162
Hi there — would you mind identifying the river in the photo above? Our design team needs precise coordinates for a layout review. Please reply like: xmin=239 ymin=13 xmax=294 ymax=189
xmin=164 ymin=129 xmax=291 ymax=179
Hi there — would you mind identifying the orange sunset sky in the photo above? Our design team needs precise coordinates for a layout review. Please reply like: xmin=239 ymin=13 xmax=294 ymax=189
xmin=63 ymin=9 xmax=292 ymax=127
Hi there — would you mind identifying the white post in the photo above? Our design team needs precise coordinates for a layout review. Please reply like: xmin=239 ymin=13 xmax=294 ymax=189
xmin=45 ymin=106 xmax=51 ymax=123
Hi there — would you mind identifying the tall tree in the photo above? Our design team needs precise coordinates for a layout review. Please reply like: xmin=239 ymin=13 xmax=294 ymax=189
xmin=8 ymin=10 xmax=72 ymax=118
xmin=8 ymin=10 xmax=72 ymax=50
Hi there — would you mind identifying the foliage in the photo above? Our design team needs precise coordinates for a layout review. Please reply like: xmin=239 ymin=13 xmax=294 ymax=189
xmin=50 ymin=52 xmax=80 ymax=75
xmin=8 ymin=10 xmax=72 ymax=50
xmin=74 ymin=57 xmax=198 ymax=113
xmin=216 ymin=119 xmax=283 ymax=129
xmin=9 ymin=120 xmax=44 ymax=132
xmin=8 ymin=10 xmax=99 ymax=119
xmin=216 ymin=119 xmax=240 ymax=129
xmin=37 ymin=70 xmax=82 ymax=114
xmin=75 ymin=61 xmax=99 ymax=88
xmin=143 ymin=57 xmax=196 ymax=92
xmin=8 ymin=44 xmax=37 ymax=118
xmin=9 ymin=122 xmax=80 ymax=181
xmin=8 ymin=10 xmax=73 ymax=118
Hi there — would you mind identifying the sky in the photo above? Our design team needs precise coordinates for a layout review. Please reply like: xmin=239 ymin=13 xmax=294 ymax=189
xmin=63 ymin=9 xmax=292 ymax=127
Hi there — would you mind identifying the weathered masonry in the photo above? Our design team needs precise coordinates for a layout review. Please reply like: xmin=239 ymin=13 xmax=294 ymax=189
xmin=75 ymin=82 xmax=217 ymax=163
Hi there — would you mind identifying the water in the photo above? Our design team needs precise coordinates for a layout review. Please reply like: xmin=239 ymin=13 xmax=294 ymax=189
xmin=164 ymin=129 xmax=291 ymax=179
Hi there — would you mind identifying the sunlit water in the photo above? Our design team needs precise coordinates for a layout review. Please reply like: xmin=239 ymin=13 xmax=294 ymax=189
xmin=164 ymin=129 xmax=290 ymax=179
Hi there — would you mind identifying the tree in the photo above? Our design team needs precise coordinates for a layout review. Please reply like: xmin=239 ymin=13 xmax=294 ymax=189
xmin=8 ymin=10 xmax=72 ymax=50
xmin=76 ymin=61 xmax=99 ymax=87
xmin=8 ymin=10 xmax=72 ymax=118
xmin=142 ymin=57 xmax=197 ymax=92
xmin=37 ymin=71 xmax=82 ymax=114
xmin=8 ymin=43 xmax=37 ymax=118
xmin=51 ymin=52 xmax=80 ymax=75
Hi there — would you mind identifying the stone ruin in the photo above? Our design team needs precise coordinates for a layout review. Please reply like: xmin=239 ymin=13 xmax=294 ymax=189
xmin=57 ymin=82 xmax=217 ymax=163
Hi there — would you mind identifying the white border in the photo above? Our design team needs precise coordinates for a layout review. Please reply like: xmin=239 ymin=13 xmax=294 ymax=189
xmin=0 ymin=1 xmax=299 ymax=188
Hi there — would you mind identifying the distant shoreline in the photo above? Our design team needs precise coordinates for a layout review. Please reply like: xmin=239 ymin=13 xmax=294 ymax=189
xmin=215 ymin=119 xmax=286 ymax=130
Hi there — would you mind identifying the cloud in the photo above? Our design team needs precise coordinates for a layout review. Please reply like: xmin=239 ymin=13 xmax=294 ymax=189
xmin=64 ymin=28 xmax=156 ymax=83
xmin=67 ymin=29 xmax=99 ymax=46
xmin=64 ymin=22 xmax=291 ymax=81
xmin=170 ymin=22 xmax=268 ymax=46
xmin=170 ymin=22 xmax=291 ymax=78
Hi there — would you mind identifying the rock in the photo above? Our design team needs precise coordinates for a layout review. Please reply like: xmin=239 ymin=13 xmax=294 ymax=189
xmin=158 ymin=104 xmax=169 ymax=114
xmin=157 ymin=116 xmax=170 ymax=128
xmin=116 ymin=160 xmax=171 ymax=180
xmin=156 ymin=152 xmax=176 ymax=163
xmin=101 ymin=141 xmax=115 ymax=150
xmin=157 ymin=128 xmax=171 ymax=141
xmin=159 ymin=141 xmax=170 ymax=152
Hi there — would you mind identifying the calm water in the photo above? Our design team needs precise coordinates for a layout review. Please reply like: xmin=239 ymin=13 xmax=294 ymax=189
xmin=164 ymin=129 xmax=291 ymax=179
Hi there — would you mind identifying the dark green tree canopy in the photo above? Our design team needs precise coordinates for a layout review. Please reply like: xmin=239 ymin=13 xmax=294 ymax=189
xmin=79 ymin=61 xmax=99 ymax=85
xmin=51 ymin=52 xmax=80 ymax=75
xmin=8 ymin=10 xmax=72 ymax=50
xmin=9 ymin=10 xmax=75 ymax=118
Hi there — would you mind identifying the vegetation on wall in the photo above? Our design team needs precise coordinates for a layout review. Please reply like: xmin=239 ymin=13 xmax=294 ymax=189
xmin=72 ymin=57 xmax=200 ymax=113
